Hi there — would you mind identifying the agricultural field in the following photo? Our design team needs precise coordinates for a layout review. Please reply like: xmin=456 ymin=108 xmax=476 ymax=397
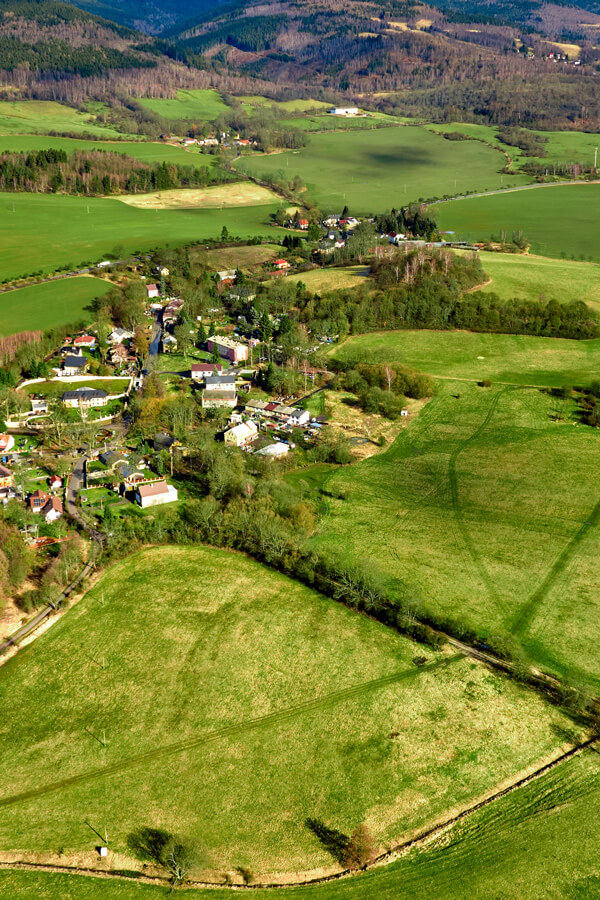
xmin=310 ymin=379 xmax=600 ymax=691
xmin=286 ymin=266 xmax=371 ymax=292
xmin=0 ymin=100 xmax=130 ymax=139
xmin=0 ymin=134 xmax=221 ymax=168
xmin=279 ymin=112 xmax=406 ymax=132
xmin=0 ymin=546 xmax=576 ymax=877
xmin=118 ymin=183 xmax=280 ymax=209
xmin=459 ymin=250 xmax=600 ymax=312
xmin=136 ymin=89 xmax=230 ymax=122
xmin=235 ymin=127 xmax=531 ymax=213
xmin=0 ymin=276 xmax=112 ymax=336
xmin=333 ymin=329 xmax=600 ymax=388
xmin=237 ymin=96 xmax=331 ymax=116
xmin=436 ymin=184 xmax=600 ymax=262
xmin=198 ymin=242 xmax=281 ymax=270
xmin=0 ymin=193 xmax=282 ymax=282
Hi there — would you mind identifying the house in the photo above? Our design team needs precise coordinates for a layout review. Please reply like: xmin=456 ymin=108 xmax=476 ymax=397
xmin=274 ymin=405 xmax=310 ymax=426
xmin=329 ymin=107 xmax=359 ymax=116
xmin=109 ymin=343 xmax=129 ymax=364
xmin=29 ymin=488 xmax=49 ymax=512
xmin=0 ymin=434 xmax=15 ymax=453
xmin=190 ymin=363 xmax=223 ymax=381
xmin=107 ymin=328 xmax=134 ymax=345
xmin=216 ymin=269 xmax=237 ymax=284
xmin=245 ymin=399 xmax=272 ymax=417
xmin=42 ymin=496 xmax=63 ymax=522
xmin=118 ymin=465 xmax=147 ymax=489
xmin=73 ymin=334 xmax=96 ymax=350
xmin=201 ymin=390 xmax=237 ymax=409
xmin=204 ymin=374 xmax=236 ymax=392
xmin=30 ymin=397 xmax=48 ymax=415
xmin=298 ymin=219 xmax=309 ymax=230
xmin=145 ymin=283 xmax=160 ymax=299
xmin=0 ymin=464 xmax=13 ymax=489
xmin=273 ymin=259 xmax=290 ymax=271
xmin=48 ymin=474 xmax=62 ymax=490
xmin=62 ymin=355 xmax=88 ymax=376
xmin=224 ymin=420 xmax=258 ymax=448
xmin=162 ymin=334 xmax=178 ymax=352
xmin=100 ymin=450 xmax=129 ymax=469
xmin=162 ymin=298 xmax=184 ymax=325
xmin=255 ymin=441 xmax=289 ymax=457
xmin=206 ymin=336 xmax=248 ymax=364
xmin=154 ymin=432 xmax=175 ymax=452
xmin=62 ymin=388 xmax=108 ymax=410
xmin=135 ymin=480 xmax=178 ymax=508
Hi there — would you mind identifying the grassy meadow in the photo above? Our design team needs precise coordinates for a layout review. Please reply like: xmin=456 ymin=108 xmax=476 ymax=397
xmin=0 ymin=276 xmax=112 ymax=336
xmin=436 ymin=184 xmax=600 ymax=261
xmin=1 ymin=747 xmax=600 ymax=898
xmin=118 ymin=183 xmax=279 ymax=209
xmin=0 ymin=546 xmax=574 ymax=875
xmin=236 ymin=127 xmax=531 ymax=213
xmin=136 ymin=89 xmax=230 ymax=122
xmin=311 ymin=379 xmax=600 ymax=691
xmin=0 ymin=193 xmax=282 ymax=281
xmin=19 ymin=378 xmax=130 ymax=397
xmin=333 ymin=329 xmax=600 ymax=388
xmin=286 ymin=266 xmax=371 ymax=291
xmin=460 ymin=250 xmax=600 ymax=312
xmin=0 ymin=100 xmax=129 ymax=139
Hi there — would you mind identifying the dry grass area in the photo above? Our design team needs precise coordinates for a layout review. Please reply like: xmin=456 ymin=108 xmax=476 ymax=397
xmin=197 ymin=242 xmax=282 ymax=270
xmin=287 ymin=266 xmax=371 ymax=292
xmin=117 ymin=183 xmax=280 ymax=210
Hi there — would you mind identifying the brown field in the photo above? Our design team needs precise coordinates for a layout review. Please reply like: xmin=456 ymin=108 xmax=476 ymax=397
xmin=197 ymin=242 xmax=282 ymax=270
xmin=117 ymin=183 xmax=281 ymax=210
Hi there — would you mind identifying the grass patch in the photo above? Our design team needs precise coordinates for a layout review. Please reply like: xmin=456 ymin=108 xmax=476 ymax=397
xmin=286 ymin=266 xmax=371 ymax=292
xmin=117 ymin=183 xmax=280 ymax=210
xmin=0 ymin=546 xmax=574 ymax=874
xmin=136 ymin=89 xmax=230 ymax=122
xmin=20 ymin=378 xmax=130 ymax=396
xmin=0 ymin=100 xmax=132 ymax=139
xmin=0 ymin=276 xmax=112 ymax=337
xmin=332 ymin=330 xmax=600 ymax=387
xmin=0 ymin=193 xmax=282 ymax=281
xmin=197 ymin=242 xmax=282 ymax=270
xmin=436 ymin=184 xmax=600 ymax=262
xmin=236 ymin=127 xmax=531 ymax=213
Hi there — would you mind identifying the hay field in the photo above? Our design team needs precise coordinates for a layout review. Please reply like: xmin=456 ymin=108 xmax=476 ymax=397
xmin=118 ymin=182 xmax=280 ymax=209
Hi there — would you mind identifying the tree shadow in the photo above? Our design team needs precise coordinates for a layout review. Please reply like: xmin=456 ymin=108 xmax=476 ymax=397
xmin=305 ymin=818 xmax=349 ymax=864
xmin=126 ymin=826 xmax=172 ymax=866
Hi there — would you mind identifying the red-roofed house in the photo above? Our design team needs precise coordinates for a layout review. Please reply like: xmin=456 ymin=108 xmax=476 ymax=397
xmin=190 ymin=363 xmax=223 ymax=381
xmin=145 ymin=283 xmax=160 ymax=299
xmin=298 ymin=219 xmax=309 ymax=230
xmin=73 ymin=334 xmax=96 ymax=350
xmin=42 ymin=496 xmax=63 ymax=522
xmin=273 ymin=259 xmax=290 ymax=270
xmin=135 ymin=480 xmax=178 ymax=508
xmin=29 ymin=488 xmax=49 ymax=512
xmin=0 ymin=434 xmax=15 ymax=453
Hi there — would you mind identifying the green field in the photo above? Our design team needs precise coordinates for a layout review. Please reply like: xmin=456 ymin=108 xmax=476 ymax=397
xmin=334 ymin=329 xmax=600 ymax=388
xmin=0 ymin=546 xmax=573 ymax=876
xmin=136 ymin=89 xmax=230 ymax=122
xmin=459 ymin=251 xmax=600 ymax=312
xmin=1 ymin=746 xmax=600 ymax=898
xmin=280 ymin=113 xmax=407 ymax=132
xmin=0 ymin=277 xmax=112 ymax=336
xmin=0 ymin=193 xmax=281 ymax=281
xmin=286 ymin=266 xmax=371 ymax=291
xmin=0 ymin=100 xmax=130 ymax=139
xmin=436 ymin=184 xmax=600 ymax=261
xmin=236 ymin=126 xmax=531 ymax=213
xmin=0 ymin=134 xmax=219 ymax=168
xmin=19 ymin=378 xmax=130 ymax=396
xmin=311 ymin=377 xmax=600 ymax=691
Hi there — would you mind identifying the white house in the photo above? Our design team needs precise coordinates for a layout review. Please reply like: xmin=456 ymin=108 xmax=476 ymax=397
xmin=108 ymin=328 xmax=135 ymax=345
xmin=42 ymin=496 xmax=63 ymax=523
xmin=135 ymin=480 xmax=178 ymax=508
xmin=273 ymin=405 xmax=310 ymax=426
xmin=329 ymin=107 xmax=359 ymax=117
xmin=204 ymin=373 xmax=236 ymax=392
xmin=145 ymin=283 xmax=160 ymax=299
xmin=62 ymin=355 xmax=88 ymax=376
xmin=190 ymin=363 xmax=223 ymax=381
xmin=255 ymin=441 xmax=289 ymax=458
xmin=31 ymin=397 xmax=48 ymax=415
xmin=224 ymin=420 xmax=258 ymax=448
xmin=62 ymin=388 xmax=108 ymax=410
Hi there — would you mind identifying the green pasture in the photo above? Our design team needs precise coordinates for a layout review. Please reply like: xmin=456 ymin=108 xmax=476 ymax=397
xmin=136 ymin=89 xmax=230 ymax=122
xmin=0 ymin=100 xmax=130 ymax=139
xmin=0 ymin=134 xmax=219 ymax=168
xmin=280 ymin=112 xmax=406 ymax=132
xmin=237 ymin=96 xmax=331 ymax=116
xmin=436 ymin=184 xmax=600 ymax=261
xmin=333 ymin=329 xmax=600 ymax=388
xmin=311 ymin=380 xmax=600 ymax=690
xmin=457 ymin=250 xmax=600 ymax=312
xmin=0 ymin=276 xmax=112 ymax=336
xmin=235 ymin=126 xmax=531 ymax=213
xmin=0 ymin=193 xmax=281 ymax=281
xmin=20 ymin=378 xmax=130 ymax=396
xmin=1 ymin=747 xmax=600 ymax=898
xmin=0 ymin=546 xmax=571 ymax=874
xmin=286 ymin=266 xmax=371 ymax=292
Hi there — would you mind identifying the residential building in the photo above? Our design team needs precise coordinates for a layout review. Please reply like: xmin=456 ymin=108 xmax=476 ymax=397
xmin=201 ymin=390 xmax=237 ymax=409
xmin=109 ymin=343 xmax=129 ymax=365
xmin=245 ymin=399 xmax=272 ymax=416
xmin=298 ymin=219 xmax=309 ymax=230
xmin=73 ymin=334 xmax=96 ymax=350
xmin=0 ymin=464 xmax=13 ymax=488
xmin=42 ymin=496 xmax=63 ymax=522
xmin=0 ymin=434 xmax=15 ymax=453
xmin=224 ymin=420 xmax=258 ymax=447
xmin=204 ymin=374 xmax=236 ymax=392
xmin=190 ymin=363 xmax=223 ymax=381
xmin=107 ymin=328 xmax=134 ymax=344
xmin=135 ymin=480 xmax=178 ymax=508
xmin=145 ymin=283 xmax=160 ymax=299
xmin=29 ymin=488 xmax=49 ymax=512
xmin=273 ymin=405 xmax=310 ymax=426
xmin=206 ymin=336 xmax=248 ymax=364
xmin=255 ymin=441 xmax=289 ymax=457
xmin=273 ymin=259 xmax=290 ymax=271
xmin=48 ymin=475 xmax=63 ymax=490
xmin=100 ymin=450 xmax=129 ymax=469
xmin=216 ymin=269 xmax=237 ymax=282
xmin=30 ymin=397 xmax=48 ymax=415
xmin=62 ymin=355 xmax=88 ymax=376
xmin=162 ymin=334 xmax=178 ymax=352
xmin=62 ymin=388 xmax=108 ymax=410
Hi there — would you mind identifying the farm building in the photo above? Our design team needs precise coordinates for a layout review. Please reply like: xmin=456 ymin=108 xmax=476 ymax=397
xmin=0 ymin=434 xmax=15 ymax=453
xmin=329 ymin=107 xmax=359 ymax=116
xmin=62 ymin=355 xmax=88 ymax=376
xmin=145 ymin=283 xmax=160 ymax=299
xmin=135 ymin=480 xmax=178 ymax=508
xmin=206 ymin=336 xmax=248 ymax=364
xmin=62 ymin=388 xmax=108 ymax=410
xmin=0 ymin=464 xmax=13 ymax=488
xmin=224 ymin=421 xmax=258 ymax=448
xmin=190 ymin=363 xmax=223 ymax=381
xmin=298 ymin=219 xmax=309 ymax=230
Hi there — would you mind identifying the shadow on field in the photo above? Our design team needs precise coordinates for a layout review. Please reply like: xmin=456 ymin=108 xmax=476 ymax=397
xmin=305 ymin=817 xmax=349 ymax=863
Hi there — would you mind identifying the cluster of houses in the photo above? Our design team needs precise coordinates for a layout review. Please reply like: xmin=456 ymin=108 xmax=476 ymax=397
xmin=219 ymin=398 xmax=319 ymax=459
xmin=0 ymin=446 xmax=64 ymax=522
xmin=94 ymin=442 xmax=179 ymax=509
